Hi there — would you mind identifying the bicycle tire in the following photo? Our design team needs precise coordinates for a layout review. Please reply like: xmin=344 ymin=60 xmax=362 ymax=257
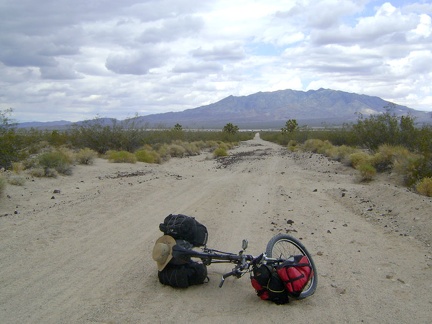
xmin=266 ymin=234 xmax=318 ymax=299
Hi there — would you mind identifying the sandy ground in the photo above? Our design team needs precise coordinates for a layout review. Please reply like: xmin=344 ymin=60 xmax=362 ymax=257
xmin=1 ymin=133 xmax=431 ymax=324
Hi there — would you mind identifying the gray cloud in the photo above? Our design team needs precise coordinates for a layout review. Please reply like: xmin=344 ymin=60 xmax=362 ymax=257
xmin=0 ymin=0 xmax=431 ymax=122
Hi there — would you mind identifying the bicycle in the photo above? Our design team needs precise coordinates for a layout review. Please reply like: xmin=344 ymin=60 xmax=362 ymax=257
xmin=170 ymin=233 xmax=318 ymax=300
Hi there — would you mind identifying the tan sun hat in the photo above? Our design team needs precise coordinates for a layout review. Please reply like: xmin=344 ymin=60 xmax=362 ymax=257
xmin=152 ymin=235 xmax=176 ymax=271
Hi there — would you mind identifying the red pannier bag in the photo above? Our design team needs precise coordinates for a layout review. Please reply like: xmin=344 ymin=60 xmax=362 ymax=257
xmin=276 ymin=255 xmax=313 ymax=298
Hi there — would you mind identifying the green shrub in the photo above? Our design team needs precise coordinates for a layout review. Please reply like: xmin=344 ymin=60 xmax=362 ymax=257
xmin=0 ymin=174 xmax=6 ymax=197
xmin=75 ymin=148 xmax=98 ymax=165
xmin=213 ymin=146 xmax=228 ymax=157
xmin=38 ymin=150 xmax=73 ymax=175
xmin=106 ymin=150 xmax=137 ymax=163
xmin=347 ymin=152 xmax=371 ymax=168
xmin=135 ymin=149 xmax=160 ymax=164
xmin=356 ymin=163 xmax=376 ymax=181
xmin=416 ymin=177 xmax=432 ymax=197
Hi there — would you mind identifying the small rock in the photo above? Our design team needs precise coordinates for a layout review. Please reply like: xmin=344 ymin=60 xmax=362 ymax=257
xmin=327 ymin=230 xmax=332 ymax=234
xmin=14 ymin=210 xmax=19 ymax=214
xmin=313 ymin=189 xmax=318 ymax=192
xmin=336 ymin=288 xmax=346 ymax=295
xmin=53 ymin=189 xmax=61 ymax=194
xmin=51 ymin=196 xmax=55 ymax=199
xmin=317 ymin=251 xmax=323 ymax=256
xmin=286 ymin=219 xmax=294 ymax=225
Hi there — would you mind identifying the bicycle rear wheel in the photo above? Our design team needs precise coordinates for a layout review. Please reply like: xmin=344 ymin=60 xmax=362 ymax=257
xmin=266 ymin=234 xmax=317 ymax=299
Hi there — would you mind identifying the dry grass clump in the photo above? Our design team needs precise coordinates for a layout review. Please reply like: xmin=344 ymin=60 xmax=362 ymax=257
xmin=75 ymin=148 xmax=98 ymax=165
xmin=303 ymin=139 xmax=333 ymax=154
xmin=167 ymin=144 xmax=186 ymax=158
xmin=106 ymin=150 xmax=137 ymax=163
xmin=416 ymin=177 xmax=432 ymax=197
xmin=287 ymin=140 xmax=298 ymax=152
xmin=347 ymin=152 xmax=372 ymax=168
xmin=213 ymin=145 xmax=228 ymax=157
xmin=0 ymin=173 xmax=6 ymax=196
xmin=356 ymin=163 xmax=377 ymax=182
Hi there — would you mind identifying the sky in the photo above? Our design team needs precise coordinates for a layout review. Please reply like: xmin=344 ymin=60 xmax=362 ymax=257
xmin=1 ymin=0 xmax=431 ymax=123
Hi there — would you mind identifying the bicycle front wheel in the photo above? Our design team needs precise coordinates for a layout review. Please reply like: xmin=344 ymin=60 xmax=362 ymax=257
xmin=266 ymin=234 xmax=318 ymax=299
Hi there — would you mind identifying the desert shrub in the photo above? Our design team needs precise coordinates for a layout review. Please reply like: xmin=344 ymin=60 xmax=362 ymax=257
xmin=302 ymin=139 xmax=333 ymax=154
xmin=356 ymin=163 xmax=376 ymax=181
xmin=168 ymin=144 xmax=186 ymax=158
xmin=75 ymin=148 xmax=98 ymax=165
xmin=7 ymin=175 xmax=26 ymax=186
xmin=213 ymin=146 xmax=228 ymax=157
xmin=11 ymin=162 xmax=25 ymax=173
xmin=416 ymin=177 xmax=432 ymax=197
xmin=182 ymin=142 xmax=200 ymax=156
xmin=28 ymin=167 xmax=48 ymax=178
xmin=369 ymin=145 xmax=411 ymax=172
xmin=347 ymin=152 xmax=372 ymax=168
xmin=0 ymin=174 xmax=6 ymax=196
xmin=135 ymin=149 xmax=160 ymax=164
xmin=106 ymin=150 xmax=137 ymax=163
xmin=156 ymin=144 xmax=171 ymax=161
xmin=395 ymin=154 xmax=432 ymax=186
xmin=287 ymin=140 xmax=298 ymax=152
xmin=38 ymin=150 xmax=73 ymax=175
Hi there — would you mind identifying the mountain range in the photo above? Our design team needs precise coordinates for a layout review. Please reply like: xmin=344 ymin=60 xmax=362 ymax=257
xmin=18 ymin=88 xmax=431 ymax=129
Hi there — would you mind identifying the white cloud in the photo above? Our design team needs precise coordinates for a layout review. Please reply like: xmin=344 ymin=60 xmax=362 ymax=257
xmin=0 ymin=0 xmax=431 ymax=122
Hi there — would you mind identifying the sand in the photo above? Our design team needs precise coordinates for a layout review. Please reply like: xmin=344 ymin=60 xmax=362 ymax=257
xmin=1 ymin=133 xmax=431 ymax=323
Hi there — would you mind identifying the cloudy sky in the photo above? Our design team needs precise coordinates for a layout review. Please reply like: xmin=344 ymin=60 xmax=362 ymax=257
xmin=1 ymin=0 xmax=431 ymax=122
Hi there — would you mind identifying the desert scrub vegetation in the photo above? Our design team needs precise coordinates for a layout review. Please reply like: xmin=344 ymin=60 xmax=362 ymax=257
xmin=34 ymin=150 xmax=74 ymax=177
xmin=75 ymin=148 xmax=98 ymax=165
xmin=0 ymin=173 xmax=6 ymax=197
xmin=105 ymin=150 xmax=137 ymax=163
xmin=213 ymin=146 xmax=228 ymax=157
xmin=135 ymin=147 xmax=161 ymax=164
xmin=416 ymin=177 xmax=432 ymax=197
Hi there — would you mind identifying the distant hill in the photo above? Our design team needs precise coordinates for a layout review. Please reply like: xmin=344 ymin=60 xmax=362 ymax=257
xmin=133 ymin=88 xmax=430 ymax=128
xmin=17 ymin=89 xmax=431 ymax=129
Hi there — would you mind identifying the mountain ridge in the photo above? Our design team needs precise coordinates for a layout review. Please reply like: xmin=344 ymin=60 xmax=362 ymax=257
xmin=18 ymin=88 xmax=431 ymax=129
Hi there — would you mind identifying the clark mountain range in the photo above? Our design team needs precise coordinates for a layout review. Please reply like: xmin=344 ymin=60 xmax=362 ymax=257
xmin=19 ymin=89 xmax=431 ymax=129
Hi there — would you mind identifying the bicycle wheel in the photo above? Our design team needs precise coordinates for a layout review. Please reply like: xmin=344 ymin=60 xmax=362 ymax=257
xmin=266 ymin=234 xmax=318 ymax=299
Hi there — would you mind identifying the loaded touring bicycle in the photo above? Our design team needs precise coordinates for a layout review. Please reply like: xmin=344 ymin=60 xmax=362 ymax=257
xmin=152 ymin=214 xmax=317 ymax=304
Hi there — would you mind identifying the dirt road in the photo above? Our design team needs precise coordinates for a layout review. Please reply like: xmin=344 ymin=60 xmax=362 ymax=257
xmin=1 ymin=134 xmax=431 ymax=323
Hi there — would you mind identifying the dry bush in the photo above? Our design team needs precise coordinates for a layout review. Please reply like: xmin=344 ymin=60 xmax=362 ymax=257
xmin=168 ymin=144 xmax=186 ymax=158
xmin=0 ymin=173 xmax=6 ymax=196
xmin=75 ymin=148 xmax=98 ymax=165
xmin=213 ymin=146 xmax=228 ymax=157
xmin=11 ymin=162 xmax=25 ymax=173
xmin=302 ymin=139 xmax=333 ymax=154
xmin=356 ymin=163 xmax=377 ymax=182
xmin=7 ymin=174 xmax=26 ymax=186
xmin=347 ymin=152 xmax=372 ymax=168
xmin=287 ymin=140 xmax=298 ymax=152
xmin=416 ymin=177 xmax=432 ymax=197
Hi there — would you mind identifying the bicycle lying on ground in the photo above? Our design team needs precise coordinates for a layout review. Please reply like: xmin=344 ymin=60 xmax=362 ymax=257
xmin=170 ymin=233 xmax=318 ymax=300
xmin=153 ymin=214 xmax=318 ymax=303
